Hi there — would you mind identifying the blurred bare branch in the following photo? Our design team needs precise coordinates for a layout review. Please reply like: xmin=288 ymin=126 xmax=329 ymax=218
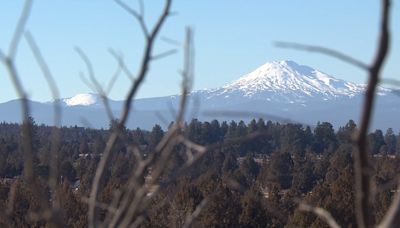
xmin=122 ymin=27 xmax=194 ymax=228
xmin=275 ymin=1 xmax=391 ymax=227
xmin=25 ymin=31 xmax=64 ymax=224
xmin=162 ymin=36 xmax=181 ymax=46
xmin=115 ymin=0 xmax=149 ymax=37
xmin=108 ymin=49 xmax=135 ymax=81
xmin=101 ymin=26 xmax=195 ymax=228
xmin=9 ymin=0 xmax=33 ymax=60
xmin=106 ymin=62 xmax=123 ymax=95
xmin=355 ymin=0 xmax=390 ymax=227
xmin=75 ymin=48 xmax=103 ymax=92
xmin=183 ymin=198 xmax=208 ymax=228
xmin=0 ymin=1 xmax=67 ymax=227
xmin=79 ymin=72 xmax=97 ymax=92
xmin=138 ymin=0 xmax=144 ymax=18
xmin=155 ymin=111 xmax=170 ymax=126
xmin=1 ymin=0 xmax=34 ymax=200
xmin=82 ymin=197 xmax=117 ymax=214
xmin=299 ymin=203 xmax=341 ymax=228
xmin=381 ymin=78 xmax=400 ymax=87
xmin=0 ymin=5 xmax=37 ymax=223
xmin=25 ymin=32 xmax=61 ymax=105
xmin=76 ymin=47 xmax=115 ymax=121
xmin=378 ymin=183 xmax=400 ymax=228
xmin=151 ymin=48 xmax=178 ymax=61
xmin=88 ymin=0 xmax=173 ymax=227
xmin=275 ymin=41 xmax=368 ymax=70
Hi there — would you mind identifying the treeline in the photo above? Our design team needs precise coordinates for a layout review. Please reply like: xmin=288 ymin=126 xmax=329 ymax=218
xmin=0 ymin=118 xmax=399 ymax=227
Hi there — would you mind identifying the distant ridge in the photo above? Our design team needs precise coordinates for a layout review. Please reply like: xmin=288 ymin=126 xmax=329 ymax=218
xmin=0 ymin=60 xmax=399 ymax=130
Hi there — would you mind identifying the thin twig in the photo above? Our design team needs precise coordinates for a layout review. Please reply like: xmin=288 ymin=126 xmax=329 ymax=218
xmin=115 ymin=0 xmax=149 ymax=37
xmin=106 ymin=63 xmax=123 ymax=95
xmin=79 ymin=72 xmax=97 ymax=92
xmin=162 ymin=36 xmax=181 ymax=46
xmin=108 ymin=49 xmax=135 ymax=81
xmin=75 ymin=48 xmax=103 ymax=92
xmin=25 ymin=31 xmax=64 ymax=226
xmin=299 ymin=203 xmax=341 ymax=228
xmin=182 ymin=198 xmax=208 ymax=228
xmin=9 ymin=0 xmax=33 ymax=59
xmin=151 ymin=49 xmax=178 ymax=61
xmin=275 ymin=41 xmax=369 ymax=70
xmin=138 ymin=0 xmax=144 ymax=18
xmin=76 ymin=48 xmax=115 ymax=121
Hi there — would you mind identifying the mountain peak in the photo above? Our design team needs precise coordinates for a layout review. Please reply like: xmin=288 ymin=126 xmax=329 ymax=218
xmin=63 ymin=93 xmax=98 ymax=106
xmin=214 ymin=60 xmax=364 ymax=101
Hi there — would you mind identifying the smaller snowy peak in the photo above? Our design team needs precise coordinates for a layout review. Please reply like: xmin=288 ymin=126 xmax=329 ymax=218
xmin=64 ymin=93 xmax=98 ymax=106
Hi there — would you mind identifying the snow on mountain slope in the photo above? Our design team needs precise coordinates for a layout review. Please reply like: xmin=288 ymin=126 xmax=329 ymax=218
xmin=202 ymin=60 xmax=367 ymax=103
xmin=1 ymin=60 xmax=399 ymax=130
xmin=63 ymin=93 xmax=98 ymax=106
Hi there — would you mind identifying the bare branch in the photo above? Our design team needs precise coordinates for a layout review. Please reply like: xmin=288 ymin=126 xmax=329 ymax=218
xmin=154 ymin=111 xmax=170 ymax=126
xmin=138 ymin=0 xmax=144 ymax=18
xmin=162 ymin=36 xmax=181 ymax=46
xmin=0 ymin=1 xmax=65 ymax=226
xmin=355 ymin=0 xmax=391 ymax=227
xmin=4 ymin=59 xmax=32 ymax=177
xmin=106 ymin=62 xmax=123 ymax=95
xmin=9 ymin=0 xmax=33 ymax=59
xmin=6 ymin=180 xmax=18 ymax=216
xmin=75 ymin=48 xmax=103 ymax=91
xmin=178 ymin=136 xmax=205 ymax=154
xmin=176 ymin=27 xmax=194 ymax=123
xmin=115 ymin=0 xmax=149 ymax=37
xmin=299 ymin=203 xmax=341 ymax=228
xmin=378 ymin=184 xmax=400 ymax=228
xmin=106 ymin=26 xmax=193 ymax=228
xmin=79 ymin=72 xmax=97 ymax=92
xmin=82 ymin=197 xmax=118 ymax=214
xmin=381 ymin=78 xmax=400 ymax=87
xmin=275 ymin=41 xmax=369 ymax=70
xmin=100 ymin=94 xmax=116 ymax=121
xmin=25 ymin=31 xmax=63 ymax=224
xmin=106 ymin=127 xmax=180 ymax=227
xmin=183 ymin=198 xmax=208 ymax=228
xmin=76 ymin=48 xmax=115 ymax=121
xmin=108 ymin=49 xmax=134 ymax=81
xmin=88 ymin=0 xmax=172 ymax=227
xmin=25 ymin=32 xmax=61 ymax=105
xmin=151 ymin=48 xmax=178 ymax=61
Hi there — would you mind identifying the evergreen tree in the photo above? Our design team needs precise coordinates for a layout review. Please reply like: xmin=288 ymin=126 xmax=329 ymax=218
xmin=368 ymin=129 xmax=385 ymax=154
xmin=384 ymin=128 xmax=396 ymax=154
xmin=313 ymin=122 xmax=337 ymax=154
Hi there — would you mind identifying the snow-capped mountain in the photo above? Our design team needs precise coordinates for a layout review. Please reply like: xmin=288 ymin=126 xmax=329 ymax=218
xmin=195 ymin=60 xmax=390 ymax=105
xmin=63 ymin=93 xmax=99 ymax=106
xmin=0 ymin=60 xmax=399 ymax=130
xmin=213 ymin=60 xmax=364 ymax=99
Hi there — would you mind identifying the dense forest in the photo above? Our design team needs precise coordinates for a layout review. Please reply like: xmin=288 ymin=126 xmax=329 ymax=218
xmin=0 ymin=118 xmax=399 ymax=227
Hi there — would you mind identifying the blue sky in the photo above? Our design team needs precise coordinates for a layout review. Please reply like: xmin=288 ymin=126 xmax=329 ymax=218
xmin=0 ymin=0 xmax=399 ymax=102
